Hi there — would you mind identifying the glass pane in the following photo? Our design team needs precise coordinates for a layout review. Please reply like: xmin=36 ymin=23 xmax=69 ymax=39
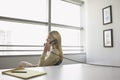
xmin=0 ymin=21 xmax=48 ymax=45
xmin=0 ymin=0 xmax=48 ymax=21
xmin=0 ymin=52 xmax=42 ymax=56
xmin=51 ymin=0 xmax=81 ymax=27
xmin=0 ymin=21 xmax=48 ymax=55
xmin=62 ymin=47 xmax=83 ymax=54
xmin=51 ymin=27 xmax=80 ymax=46
xmin=51 ymin=26 xmax=84 ymax=54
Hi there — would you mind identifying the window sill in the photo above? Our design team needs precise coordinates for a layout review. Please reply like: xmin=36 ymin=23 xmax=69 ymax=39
xmin=0 ymin=53 xmax=86 ymax=57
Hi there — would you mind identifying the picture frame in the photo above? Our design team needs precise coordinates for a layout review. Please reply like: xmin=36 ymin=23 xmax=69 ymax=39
xmin=102 ymin=5 xmax=112 ymax=25
xmin=103 ymin=29 xmax=113 ymax=47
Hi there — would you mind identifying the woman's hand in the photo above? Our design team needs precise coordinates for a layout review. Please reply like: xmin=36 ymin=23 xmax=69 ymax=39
xmin=43 ymin=42 xmax=51 ymax=53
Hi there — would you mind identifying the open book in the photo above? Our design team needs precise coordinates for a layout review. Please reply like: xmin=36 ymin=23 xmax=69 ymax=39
xmin=2 ymin=68 xmax=47 ymax=79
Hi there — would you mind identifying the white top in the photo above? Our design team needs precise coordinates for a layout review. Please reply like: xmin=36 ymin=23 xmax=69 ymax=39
xmin=39 ymin=49 xmax=60 ymax=66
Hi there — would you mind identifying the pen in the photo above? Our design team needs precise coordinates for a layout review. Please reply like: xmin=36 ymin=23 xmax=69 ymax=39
xmin=11 ymin=70 xmax=27 ymax=73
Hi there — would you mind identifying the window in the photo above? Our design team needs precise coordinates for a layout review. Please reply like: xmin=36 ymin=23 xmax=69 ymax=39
xmin=0 ymin=0 xmax=48 ymax=22
xmin=51 ymin=0 xmax=84 ymax=54
xmin=0 ymin=21 xmax=48 ymax=55
xmin=51 ymin=0 xmax=81 ymax=26
xmin=51 ymin=27 xmax=83 ymax=54
xmin=0 ymin=0 xmax=84 ymax=55
xmin=0 ymin=0 xmax=48 ymax=55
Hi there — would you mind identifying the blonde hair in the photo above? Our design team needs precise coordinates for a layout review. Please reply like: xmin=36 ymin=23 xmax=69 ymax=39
xmin=49 ymin=31 xmax=63 ymax=61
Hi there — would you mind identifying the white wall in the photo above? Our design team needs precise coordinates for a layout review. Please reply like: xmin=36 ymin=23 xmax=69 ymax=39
xmin=86 ymin=0 xmax=120 ymax=66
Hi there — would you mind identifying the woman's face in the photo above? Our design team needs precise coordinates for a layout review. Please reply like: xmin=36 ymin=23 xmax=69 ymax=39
xmin=47 ymin=34 xmax=54 ymax=44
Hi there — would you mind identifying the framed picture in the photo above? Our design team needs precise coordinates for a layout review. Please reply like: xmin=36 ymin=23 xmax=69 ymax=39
xmin=102 ymin=5 xmax=112 ymax=25
xmin=103 ymin=29 xmax=113 ymax=47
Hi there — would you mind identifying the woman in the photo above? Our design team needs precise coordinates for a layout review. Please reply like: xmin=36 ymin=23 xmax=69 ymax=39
xmin=18 ymin=31 xmax=63 ymax=67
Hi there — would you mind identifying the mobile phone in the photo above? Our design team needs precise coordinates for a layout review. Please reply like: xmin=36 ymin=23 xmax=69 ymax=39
xmin=50 ymin=39 xmax=57 ymax=45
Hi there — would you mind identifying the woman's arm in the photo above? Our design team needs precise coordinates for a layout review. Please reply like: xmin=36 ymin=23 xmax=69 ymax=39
xmin=18 ymin=61 xmax=37 ymax=68
xmin=39 ymin=52 xmax=47 ymax=66
xmin=40 ymin=49 xmax=60 ymax=66
xmin=39 ymin=41 xmax=51 ymax=66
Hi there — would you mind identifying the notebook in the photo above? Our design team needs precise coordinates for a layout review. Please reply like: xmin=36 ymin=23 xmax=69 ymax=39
xmin=2 ymin=68 xmax=47 ymax=79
